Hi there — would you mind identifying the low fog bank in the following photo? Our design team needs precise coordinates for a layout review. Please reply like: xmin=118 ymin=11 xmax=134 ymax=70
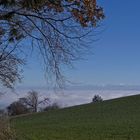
xmin=0 ymin=87 xmax=140 ymax=109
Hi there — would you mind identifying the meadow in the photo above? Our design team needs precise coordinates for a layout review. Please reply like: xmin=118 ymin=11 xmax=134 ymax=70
xmin=12 ymin=94 xmax=140 ymax=140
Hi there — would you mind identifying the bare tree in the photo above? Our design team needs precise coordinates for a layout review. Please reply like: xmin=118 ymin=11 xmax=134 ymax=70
xmin=0 ymin=0 xmax=104 ymax=87
xmin=19 ymin=91 xmax=49 ymax=112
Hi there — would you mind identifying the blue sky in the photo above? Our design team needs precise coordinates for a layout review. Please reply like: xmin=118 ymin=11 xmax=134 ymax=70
xmin=19 ymin=0 xmax=140 ymax=88
xmin=2 ymin=0 xmax=140 ymax=108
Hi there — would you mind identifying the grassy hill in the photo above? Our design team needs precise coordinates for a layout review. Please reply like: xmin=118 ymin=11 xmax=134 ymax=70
xmin=12 ymin=94 xmax=140 ymax=140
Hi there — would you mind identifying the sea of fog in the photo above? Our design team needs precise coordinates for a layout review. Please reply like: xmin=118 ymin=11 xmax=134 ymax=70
xmin=0 ymin=88 xmax=140 ymax=109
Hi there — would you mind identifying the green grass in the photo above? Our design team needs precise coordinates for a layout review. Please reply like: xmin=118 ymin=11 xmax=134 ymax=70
xmin=12 ymin=94 xmax=140 ymax=140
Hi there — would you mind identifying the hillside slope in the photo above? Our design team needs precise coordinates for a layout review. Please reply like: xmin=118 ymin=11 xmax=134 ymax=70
xmin=12 ymin=94 xmax=140 ymax=140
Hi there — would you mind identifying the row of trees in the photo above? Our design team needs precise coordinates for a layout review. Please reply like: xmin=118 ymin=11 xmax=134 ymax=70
xmin=5 ymin=93 xmax=103 ymax=116
xmin=7 ymin=91 xmax=60 ymax=116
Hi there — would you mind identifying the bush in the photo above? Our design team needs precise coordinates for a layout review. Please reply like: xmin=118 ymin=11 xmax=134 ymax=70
xmin=7 ymin=101 xmax=30 ymax=116
xmin=0 ymin=109 xmax=5 ymax=116
xmin=44 ymin=102 xmax=60 ymax=111
xmin=92 ymin=95 xmax=103 ymax=103
xmin=0 ymin=115 xmax=17 ymax=140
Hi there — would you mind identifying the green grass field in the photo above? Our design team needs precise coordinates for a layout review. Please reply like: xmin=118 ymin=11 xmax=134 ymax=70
xmin=12 ymin=94 xmax=140 ymax=140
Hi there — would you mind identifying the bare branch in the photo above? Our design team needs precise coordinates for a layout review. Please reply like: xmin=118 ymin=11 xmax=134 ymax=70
xmin=0 ymin=0 xmax=104 ymax=88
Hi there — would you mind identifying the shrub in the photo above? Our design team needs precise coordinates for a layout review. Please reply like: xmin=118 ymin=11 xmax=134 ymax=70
xmin=0 ymin=115 xmax=17 ymax=140
xmin=92 ymin=95 xmax=103 ymax=103
xmin=0 ymin=109 xmax=5 ymax=116
xmin=44 ymin=102 xmax=60 ymax=111
xmin=7 ymin=101 xmax=30 ymax=116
